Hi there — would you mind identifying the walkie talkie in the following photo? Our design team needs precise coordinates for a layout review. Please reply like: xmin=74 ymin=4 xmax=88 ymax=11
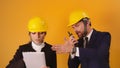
xmin=67 ymin=31 xmax=76 ymax=54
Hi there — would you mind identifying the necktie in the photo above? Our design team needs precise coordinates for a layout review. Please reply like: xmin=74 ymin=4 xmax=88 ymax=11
xmin=83 ymin=37 xmax=88 ymax=48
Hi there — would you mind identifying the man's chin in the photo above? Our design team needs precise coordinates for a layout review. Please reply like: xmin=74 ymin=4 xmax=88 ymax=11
xmin=78 ymin=34 xmax=82 ymax=38
xmin=77 ymin=33 xmax=82 ymax=37
xmin=34 ymin=41 xmax=43 ymax=45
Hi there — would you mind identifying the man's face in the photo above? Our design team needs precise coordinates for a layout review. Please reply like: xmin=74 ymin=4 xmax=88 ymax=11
xmin=29 ymin=32 xmax=46 ymax=45
xmin=72 ymin=22 xmax=85 ymax=38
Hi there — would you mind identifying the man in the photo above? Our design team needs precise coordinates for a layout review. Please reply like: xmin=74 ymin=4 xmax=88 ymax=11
xmin=6 ymin=17 xmax=57 ymax=68
xmin=52 ymin=11 xmax=111 ymax=68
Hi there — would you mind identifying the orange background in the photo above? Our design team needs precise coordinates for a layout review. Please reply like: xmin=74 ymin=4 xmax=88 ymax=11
xmin=0 ymin=0 xmax=120 ymax=68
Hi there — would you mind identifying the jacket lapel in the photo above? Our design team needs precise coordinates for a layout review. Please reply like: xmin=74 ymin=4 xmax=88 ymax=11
xmin=87 ymin=29 xmax=98 ymax=48
xmin=27 ymin=42 xmax=36 ymax=52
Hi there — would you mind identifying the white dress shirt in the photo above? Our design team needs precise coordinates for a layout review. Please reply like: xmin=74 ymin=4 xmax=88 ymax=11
xmin=32 ymin=42 xmax=45 ymax=52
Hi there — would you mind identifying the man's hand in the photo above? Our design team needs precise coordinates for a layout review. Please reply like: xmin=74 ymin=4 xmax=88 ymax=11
xmin=52 ymin=35 xmax=78 ymax=53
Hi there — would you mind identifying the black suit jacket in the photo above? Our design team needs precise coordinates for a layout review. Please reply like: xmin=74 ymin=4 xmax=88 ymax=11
xmin=68 ymin=29 xmax=111 ymax=68
xmin=6 ymin=42 xmax=57 ymax=68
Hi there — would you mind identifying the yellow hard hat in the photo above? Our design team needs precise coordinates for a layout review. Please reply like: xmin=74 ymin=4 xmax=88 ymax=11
xmin=68 ymin=11 xmax=89 ymax=26
xmin=28 ymin=17 xmax=47 ymax=32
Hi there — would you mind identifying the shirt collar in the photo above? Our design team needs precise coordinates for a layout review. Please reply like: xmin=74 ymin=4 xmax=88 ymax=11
xmin=86 ymin=29 xmax=93 ymax=41
xmin=32 ymin=42 xmax=45 ymax=52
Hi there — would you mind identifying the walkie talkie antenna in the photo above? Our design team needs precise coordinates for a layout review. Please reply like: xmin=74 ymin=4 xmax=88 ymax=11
xmin=67 ymin=31 xmax=73 ymax=37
